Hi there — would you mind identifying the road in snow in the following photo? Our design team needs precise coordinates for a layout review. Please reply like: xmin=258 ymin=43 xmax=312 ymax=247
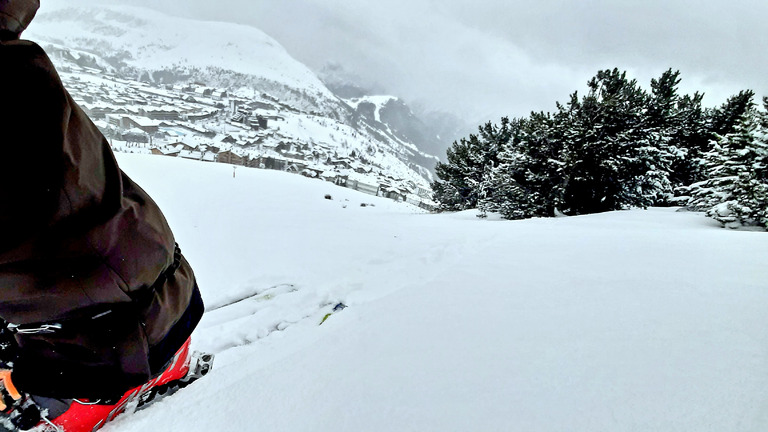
xmin=105 ymin=154 xmax=768 ymax=432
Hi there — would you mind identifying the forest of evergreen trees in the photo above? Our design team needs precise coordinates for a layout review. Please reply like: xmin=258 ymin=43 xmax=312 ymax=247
xmin=432 ymin=68 xmax=768 ymax=229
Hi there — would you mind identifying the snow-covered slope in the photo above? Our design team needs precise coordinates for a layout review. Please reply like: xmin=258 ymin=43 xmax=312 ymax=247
xmin=346 ymin=95 xmax=400 ymax=123
xmin=25 ymin=3 xmax=439 ymax=186
xmin=321 ymin=63 xmax=473 ymax=162
xmin=103 ymin=154 xmax=768 ymax=432
xmin=346 ymin=95 xmax=442 ymax=172
xmin=26 ymin=4 xmax=333 ymax=101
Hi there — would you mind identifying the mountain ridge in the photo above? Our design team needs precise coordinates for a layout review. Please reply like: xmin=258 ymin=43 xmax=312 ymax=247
xmin=25 ymin=4 xmax=441 ymax=189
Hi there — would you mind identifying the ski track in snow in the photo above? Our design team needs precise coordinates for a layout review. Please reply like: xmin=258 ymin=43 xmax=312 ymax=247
xmin=206 ymin=283 xmax=298 ymax=312
xmin=195 ymin=282 xmax=345 ymax=366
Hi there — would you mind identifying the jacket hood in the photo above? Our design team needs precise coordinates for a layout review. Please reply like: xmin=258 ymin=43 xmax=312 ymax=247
xmin=0 ymin=0 xmax=39 ymax=35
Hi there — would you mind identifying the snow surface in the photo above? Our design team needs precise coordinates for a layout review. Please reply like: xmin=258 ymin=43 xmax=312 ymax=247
xmin=105 ymin=154 xmax=768 ymax=432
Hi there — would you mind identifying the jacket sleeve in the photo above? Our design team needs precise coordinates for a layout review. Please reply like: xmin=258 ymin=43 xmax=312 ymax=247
xmin=0 ymin=41 xmax=68 ymax=252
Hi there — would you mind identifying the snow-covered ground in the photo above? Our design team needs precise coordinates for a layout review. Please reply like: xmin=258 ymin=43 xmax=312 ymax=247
xmin=107 ymin=154 xmax=768 ymax=432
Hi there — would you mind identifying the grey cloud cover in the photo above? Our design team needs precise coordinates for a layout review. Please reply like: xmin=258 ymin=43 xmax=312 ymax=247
xmin=42 ymin=0 xmax=768 ymax=123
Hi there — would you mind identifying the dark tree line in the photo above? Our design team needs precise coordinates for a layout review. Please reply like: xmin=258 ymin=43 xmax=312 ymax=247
xmin=432 ymin=68 xmax=768 ymax=229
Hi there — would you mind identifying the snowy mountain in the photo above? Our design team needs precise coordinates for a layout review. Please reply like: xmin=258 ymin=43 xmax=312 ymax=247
xmin=27 ymin=5 xmax=335 ymax=111
xmin=346 ymin=95 xmax=441 ymax=171
xmin=345 ymin=95 xmax=475 ymax=166
xmin=321 ymin=63 xmax=473 ymax=162
xmin=107 ymin=153 xmax=768 ymax=432
xmin=25 ymin=4 xmax=440 ymax=188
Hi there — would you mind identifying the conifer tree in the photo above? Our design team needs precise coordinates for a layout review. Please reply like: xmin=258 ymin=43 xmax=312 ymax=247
xmin=687 ymin=95 xmax=768 ymax=228
xmin=433 ymin=67 xmax=765 ymax=227
xmin=479 ymin=114 xmax=564 ymax=219
xmin=432 ymin=118 xmax=510 ymax=211
xmin=432 ymin=137 xmax=473 ymax=210
xmin=646 ymin=69 xmax=681 ymax=130
xmin=560 ymin=69 xmax=660 ymax=214
xmin=669 ymin=92 xmax=710 ymax=190
xmin=709 ymin=90 xmax=756 ymax=137
xmin=644 ymin=69 xmax=684 ymax=201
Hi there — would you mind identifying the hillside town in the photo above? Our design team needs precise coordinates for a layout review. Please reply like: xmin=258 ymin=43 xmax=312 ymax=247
xmin=51 ymin=51 xmax=436 ymax=211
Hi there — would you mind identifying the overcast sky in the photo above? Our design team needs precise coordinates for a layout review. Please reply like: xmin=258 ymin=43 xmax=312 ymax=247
xmin=53 ymin=0 xmax=768 ymax=123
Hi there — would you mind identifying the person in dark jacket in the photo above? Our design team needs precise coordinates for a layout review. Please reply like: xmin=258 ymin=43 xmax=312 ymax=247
xmin=0 ymin=0 xmax=204 ymax=428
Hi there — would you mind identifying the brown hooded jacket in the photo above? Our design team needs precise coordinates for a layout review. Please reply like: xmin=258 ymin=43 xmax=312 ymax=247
xmin=0 ymin=0 xmax=38 ymax=36
xmin=0 ymin=0 xmax=202 ymax=399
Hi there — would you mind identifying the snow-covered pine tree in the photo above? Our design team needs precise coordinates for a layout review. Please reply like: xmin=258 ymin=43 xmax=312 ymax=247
xmin=479 ymin=114 xmax=565 ymax=219
xmin=476 ymin=118 xmax=524 ymax=217
xmin=642 ymin=69 xmax=685 ymax=204
xmin=432 ymin=118 xmax=509 ymax=211
xmin=521 ymin=111 xmax=569 ymax=216
xmin=687 ymin=96 xmax=768 ymax=228
xmin=477 ymin=144 xmax=533 ymax=219
xmin=709 ymin=90 xmax=756 ymax=137
xmin=432 ymin=137 xmax=477 ymax=211
xmin=723 ymin=100 xmax=768 ymax=228
xmin=435 ymin=69 xmax=764 ymax=223
xmin=668 ymin=92 xmax=710 ymax=193
xmin=560 ymin=69 xmax=663 ymax=214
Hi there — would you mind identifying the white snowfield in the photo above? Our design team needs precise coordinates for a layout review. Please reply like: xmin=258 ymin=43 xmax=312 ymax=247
xmin=107 ymin=154 xmax=768 ymax=432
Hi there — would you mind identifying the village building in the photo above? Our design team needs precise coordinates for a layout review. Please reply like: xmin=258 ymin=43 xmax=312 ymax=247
xmin=250 ymin=101 xmax=275 ymax=111
xmin=257 ymin=155 xmax=288 ymax=171
xmin=406 ymin=195 xmax=437 ymax=211
xmin=150 ymin=146 xmax=182 ymax=157
xmin=328 ymin=158 xmax=352 ymax=169
xmin=248 ymin=115 xmax=268 ymax=130
xmin=346 ymin=173 xmax=380 ymax=197
xmin=139 ymin=106 xmax=182 ymax=121
xmin=82 ymin=103 xmax=127 ymax=119
xmin=167 ymin=141 xmax=195 ymax=151
xmin=217 ymin=150 xmax=249 ymax=166
xmin=283 ymin=158 xmax=308 ymax=174
xmin=380 ymin=184 xmax=410 ymax=202
xmin=121 ymin=128 xmax=149 ymax=143
xmin=215 ymin=135 xmax=238 ymax=145
xmin=105 ymin=114 xmax=162 ymax=134
xmin=301 ymin=167 xmax=324 ymax=178
xmin=176 ymin=122 xmax=216 ymax=138
xmin=186 ymin=110 xmax=218 ymax=121
xmin=193 ymin=87 xmax=213 ymax=98
xmin=179 ymin=150 xmax=204 ymax=161
xmin=320 ymin=171 xmax=339 ymax=183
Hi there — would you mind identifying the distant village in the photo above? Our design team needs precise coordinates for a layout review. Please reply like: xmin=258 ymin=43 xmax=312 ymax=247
xmin=55 ymin=59 xmax=436 ymax=211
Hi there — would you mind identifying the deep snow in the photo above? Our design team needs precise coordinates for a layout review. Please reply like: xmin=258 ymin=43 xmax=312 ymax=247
xmin=105 ymin=154 xmax=768 ymax=432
